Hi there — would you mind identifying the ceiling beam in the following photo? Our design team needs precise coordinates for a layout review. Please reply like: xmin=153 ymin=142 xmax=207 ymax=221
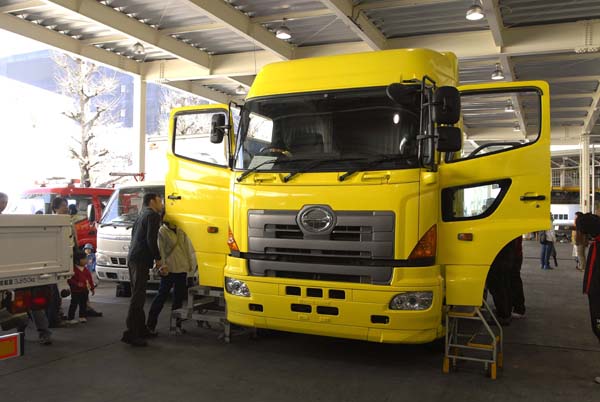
xmin=81 ymin=11 xmax=339 ymax=46
xmin=165 ymin=80 xmax=232 ymax=104
xmin=547 ymin=76 xmax=600 ymax=84
xmin=388 ymin=20 xmax=600 ymax=59
xmin=0 ymin=0 xmax=47 ymax=13
xmin=81 ymin=23 xmax=226 ymax=46
xmin=552 ymin=107 xmax=592 ymax=112
xmin=582 ymin=82 xmax=600 ymax=135
xmin=142 ymin=41 xmax=370 ymax=81
xmin=81 ymin=34 xmax=132 ymax=46
xmin=553 ymin=94 xmax=596 ymax=100
xmin=43 ymin=0 xmax=212 ymax=70
xmin=355 ymin=0 xmax=457 ymax=12
xmin=161 ymin=22 xmax=225 ymax=35
xmin=0 ymin=12 xmax=140 ymax=75
xmin=251 ymin=9 xmax=333 ymax=24
xmin=319 ymin=0 xmax=387 ymax=50
xmin=183 ymin=0 xmax=293 ymax=60
xmin=227 ymin=75 xmax=255 ymax=88
xmin=481 ymin=0 xmax=504 ymax=47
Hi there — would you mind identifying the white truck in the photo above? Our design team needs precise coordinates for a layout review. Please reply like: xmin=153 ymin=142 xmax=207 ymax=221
xmin=93 ymin=182 xmax=165 ymax=297
xmin=0 ymin=214 xmax=72 ymax=339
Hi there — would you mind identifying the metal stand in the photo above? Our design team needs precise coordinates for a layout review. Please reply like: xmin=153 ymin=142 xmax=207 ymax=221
xmin=170 ymin=286 xmax=232 ymax=343
xmin=443 ymin=298 xmax=504 ymax=380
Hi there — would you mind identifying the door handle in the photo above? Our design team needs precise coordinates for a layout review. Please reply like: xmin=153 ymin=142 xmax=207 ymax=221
xmin=361 ymin=172 xmax=391 ymax=181
xmin=168 ymin=194 xmax=182 ymax=200
xmin=520 ymin=195 xmax=546 ymax=201
xmin=253 ymin=174 xmax=277 ymax=183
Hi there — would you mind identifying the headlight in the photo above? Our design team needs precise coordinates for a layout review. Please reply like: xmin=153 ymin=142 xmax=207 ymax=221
xmin=389 ymin=292 xmax=433 ymax=310
xmin=225 ymin=277 xmax=251 ymax=297
xmin=96 ymin=252 xmax=109 ymax=265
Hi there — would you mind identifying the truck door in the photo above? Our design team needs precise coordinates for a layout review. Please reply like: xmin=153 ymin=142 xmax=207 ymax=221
xmin=437 ymin=81 xmax=550 ymax=305
xmin=166 ymin=105 xmax=234 ymax=288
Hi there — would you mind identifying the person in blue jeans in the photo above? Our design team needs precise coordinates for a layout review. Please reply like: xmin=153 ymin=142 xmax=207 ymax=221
xmin=146 ymin=220 xmax=197 ymax=334
xmin=540 ymin=227 xmax=556 ymax=270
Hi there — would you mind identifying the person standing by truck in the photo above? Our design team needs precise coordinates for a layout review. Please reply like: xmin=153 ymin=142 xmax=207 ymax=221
xmin=67 ymin=251 xmax=96 ymax=324
xmin=146 ymin=220 xmax=197 ymax=334
xmin=121 ymin=193 xmax=163 ymax=347
xmin=573 ymin=212 xmax=588 ymax=271
xmin=573 ymin=212 xmax=600 ymax=384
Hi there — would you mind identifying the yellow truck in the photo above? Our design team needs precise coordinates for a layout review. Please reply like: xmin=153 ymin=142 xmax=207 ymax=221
xmin=166 ymin=49 xmax=550 ymax=344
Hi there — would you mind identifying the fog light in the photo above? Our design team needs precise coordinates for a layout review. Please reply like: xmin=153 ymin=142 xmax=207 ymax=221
xmin=389 ymin=292 xmax=433 ymax=310
xmin=225 ymin=277 xmax=251 ymax=297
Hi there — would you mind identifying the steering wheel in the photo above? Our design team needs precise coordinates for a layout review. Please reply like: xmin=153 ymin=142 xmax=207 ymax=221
xmin=258 ymin=147 xmax=293 ymax=158
xmin=467 ymin=142 xmax=522 ymax=158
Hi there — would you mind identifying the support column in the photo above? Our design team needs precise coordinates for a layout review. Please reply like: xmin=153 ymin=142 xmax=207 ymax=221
xmin=559 ymin=158 xmax=566 ymax=187
xmin=580 ymin=133 xmax=590 ymax=212
xmin=592 ymin=146 xmax=596 ymax=213
xmin=133 ymin=76 xmax=147 ymax=177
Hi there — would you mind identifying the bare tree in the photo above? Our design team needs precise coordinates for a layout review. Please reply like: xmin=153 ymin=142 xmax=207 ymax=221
xmin=157 ymin=85 xmax=207 ymax=136
xmin=53 ymin=53 xmax=121 ymax=186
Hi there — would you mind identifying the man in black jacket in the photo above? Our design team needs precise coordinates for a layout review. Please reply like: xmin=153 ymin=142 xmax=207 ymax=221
xmin=574 ymin=212 xmax=600 ymax=384
xmin=121 ymin=193 xmax=163 ymax=347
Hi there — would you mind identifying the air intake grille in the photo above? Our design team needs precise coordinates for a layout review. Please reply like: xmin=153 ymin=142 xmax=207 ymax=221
xmin=248 ymin=209 xmax=394 ymax=259
xmin=110 ymin=257 xmax=127 ymax=266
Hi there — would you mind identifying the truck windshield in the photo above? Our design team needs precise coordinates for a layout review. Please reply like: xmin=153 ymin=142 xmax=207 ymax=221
xmin=234 ymin=86 xmax=421 ymax=173
xmin=100 ymin=186 xmax=164 ymax=226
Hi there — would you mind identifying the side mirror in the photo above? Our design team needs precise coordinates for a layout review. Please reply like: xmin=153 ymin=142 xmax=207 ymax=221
xmin=436 ymin=126 xmax=462 ymax=153
xmin=386 ymin=83 xmax=419 ymax=105
xmin=87 ymin=204 xmax=96 ymax=224
xmin=433 ymin=86 xmax=460 ymax=124
xmin=210 ymin=114 xmax=227 ymax=144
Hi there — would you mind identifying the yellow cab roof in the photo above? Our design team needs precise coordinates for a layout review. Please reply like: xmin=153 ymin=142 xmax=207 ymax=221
xmin=247 ymin=48 xmax=458 ymax=100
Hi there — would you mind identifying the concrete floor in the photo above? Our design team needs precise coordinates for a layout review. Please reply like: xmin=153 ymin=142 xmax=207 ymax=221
xmin=1 ymin=240 xmax=599 ymax=402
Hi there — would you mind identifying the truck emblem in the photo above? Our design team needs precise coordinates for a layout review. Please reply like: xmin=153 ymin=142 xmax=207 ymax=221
xmin=297 ymin=206 xmax=335 ymax=235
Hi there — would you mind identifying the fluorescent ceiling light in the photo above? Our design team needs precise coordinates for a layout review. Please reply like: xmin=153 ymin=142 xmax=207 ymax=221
xmin=491 ymin=63 xmax=504 ymax=80
xmin=466 ymin=3 xmax=485 ymax=21
xmin=276 ymin=19 xmax=292 ymax=40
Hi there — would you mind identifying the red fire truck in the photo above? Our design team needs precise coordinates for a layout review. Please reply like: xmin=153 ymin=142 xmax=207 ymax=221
xmin=9 ymin=181 xmax=114 ymax=249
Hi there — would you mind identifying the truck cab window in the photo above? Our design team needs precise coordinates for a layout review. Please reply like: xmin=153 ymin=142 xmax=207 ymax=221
xmin=173 ymin=111 xmax=228 ymax=166
xmin=452 ymin=89 xmax=541 ymax=162
xmin=235 ymin=87 xmax=421 ymax=172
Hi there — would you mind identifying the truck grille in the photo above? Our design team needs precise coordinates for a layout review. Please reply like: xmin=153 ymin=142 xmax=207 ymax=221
xmin=248 ymin=210 xmax=395 ymax=259
xmin=110 ymin=257 xmax=127 ymax=266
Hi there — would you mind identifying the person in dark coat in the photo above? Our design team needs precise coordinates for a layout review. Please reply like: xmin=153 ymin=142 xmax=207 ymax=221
xmin=510 ymin=236 xmax=526 ymax=318
xmin=486 ymin=241 xmax=515 ymax=326
xmin=121 ymin=193 xmax=164 ymax=347
xmin=573 ymin=212 xmax=600 ymax=384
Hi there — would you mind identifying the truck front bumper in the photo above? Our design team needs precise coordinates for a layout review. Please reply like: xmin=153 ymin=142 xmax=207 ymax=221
xmin=224 ymin=258 xmax=444 ymax=344
xmin=96 ymin=265 xmax=161 ymax=284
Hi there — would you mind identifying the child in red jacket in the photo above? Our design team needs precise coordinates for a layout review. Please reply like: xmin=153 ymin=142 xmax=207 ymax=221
xmin=67 ymin=251 xmax=95 ymax=324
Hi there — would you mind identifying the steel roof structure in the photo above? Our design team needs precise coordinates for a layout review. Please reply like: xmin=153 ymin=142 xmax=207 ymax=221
xmin=0 ymin=0 xmax=599 ymax=146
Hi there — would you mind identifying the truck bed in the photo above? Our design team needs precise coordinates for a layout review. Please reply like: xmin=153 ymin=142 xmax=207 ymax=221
xmin=0 ymin=215 xmax=72 ymax=291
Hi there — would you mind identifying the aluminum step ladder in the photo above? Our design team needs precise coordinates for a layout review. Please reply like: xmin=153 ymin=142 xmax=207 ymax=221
xmin=170 ymin=285 xmax=233 ymax=343
xmin=443 ymin=297 xmax=504 ymax=379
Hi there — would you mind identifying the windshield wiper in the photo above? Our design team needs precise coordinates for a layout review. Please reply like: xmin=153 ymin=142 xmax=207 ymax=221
xmin=237 ymin=158 xmax=312 ymax=182
xmin=339 ymin=155 xmax=411 ymax=182
xmin=283 ymin=157 xmax=366 ymax=182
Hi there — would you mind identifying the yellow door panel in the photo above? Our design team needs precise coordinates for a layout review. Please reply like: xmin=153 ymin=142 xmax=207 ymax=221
xmin=438 ymin=81 xmax=550 ymax=304
xmin=166 ymin=104 xmax=233 ymax=288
